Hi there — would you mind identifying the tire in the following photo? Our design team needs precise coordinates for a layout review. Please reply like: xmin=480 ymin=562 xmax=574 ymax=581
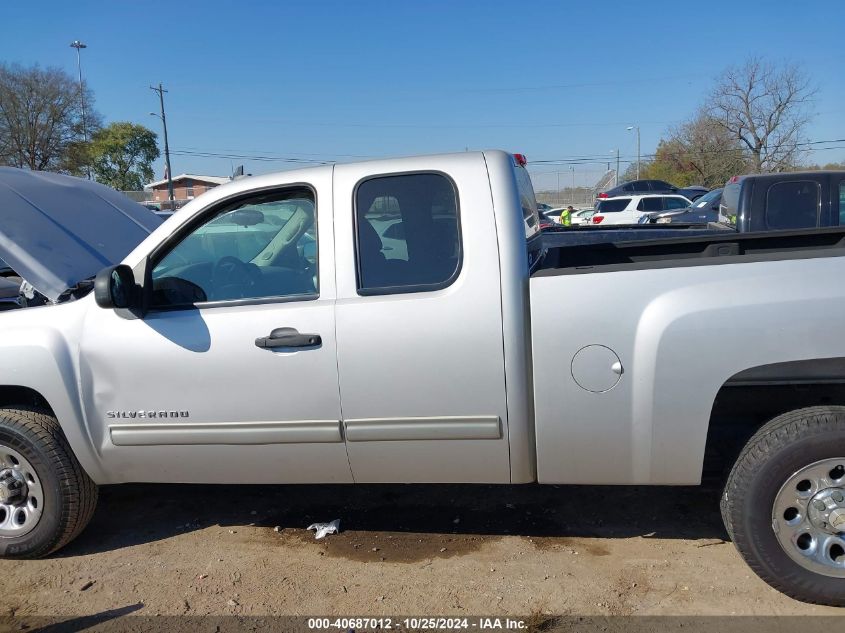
xmin=721 ymin=406 xmax=845 ymax=606
xmin=0 ymin=407 xmax=97 ymax=558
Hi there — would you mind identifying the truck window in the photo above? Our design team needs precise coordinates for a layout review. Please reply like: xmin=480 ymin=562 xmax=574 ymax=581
xmin=636 ymin=197 xmax=662 ymax=212
xmin=838 ymin=182 xmax=845 ymax=225
xmin=355 ymin=173 xmax=461 ymax=295
xmin=596 ymin=198 xmax=630 ymax=213
xmin=150 ymin=188 xmax=318 ymax=306
xmin=765 ymin=181 xmax=819 ymax=230
xmin=514 ymin=164 xmax=540 ymax=241
xmin=720 ymin=180 xmax=743 ymax=225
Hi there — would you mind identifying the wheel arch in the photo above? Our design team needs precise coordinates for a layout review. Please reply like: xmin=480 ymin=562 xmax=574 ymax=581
xmin=0 ymin=336 xmax=106 ymax=484
xmin=702 ymin=358 xmax=845 ymax=482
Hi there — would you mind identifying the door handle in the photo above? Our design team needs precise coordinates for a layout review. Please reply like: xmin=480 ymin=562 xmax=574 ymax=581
xmin=255 ymin=327 xmax=322 ymax=349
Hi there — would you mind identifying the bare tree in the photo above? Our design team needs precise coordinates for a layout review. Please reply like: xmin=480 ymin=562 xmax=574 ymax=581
xmin=0 ymin=63 xmax=101 ymax=173
xmin=707 ymin=57 xmax=815 ymax=173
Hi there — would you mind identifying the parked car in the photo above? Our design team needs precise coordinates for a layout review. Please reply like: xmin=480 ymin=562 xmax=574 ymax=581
xmin=536 ymin=202 xmax=553 ymax=214
xmin=598 ymin=179 xmax=709 ymax=202
xmin=2 ymin=156 xmax=845 ymax=606
xmin=590 ymin=194 xmax=692 ymax=225
xmin=641 ymin=188 xmax=723 ymax=224
xmin=571 ymin=208 xmax=596 ymax=225
xmin=721 ymin=171 xmax=845 ymax=231
xmin=0 ymin=276 xmax=20 ymax=311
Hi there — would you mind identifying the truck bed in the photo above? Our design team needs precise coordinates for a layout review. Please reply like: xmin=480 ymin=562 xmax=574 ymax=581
xmin=538 ymin=226 xmax=845 ymax=274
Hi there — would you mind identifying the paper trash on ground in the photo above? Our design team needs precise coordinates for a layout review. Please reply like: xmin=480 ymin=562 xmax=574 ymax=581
xmin=306 ymin=519 xmax=341 ymax=539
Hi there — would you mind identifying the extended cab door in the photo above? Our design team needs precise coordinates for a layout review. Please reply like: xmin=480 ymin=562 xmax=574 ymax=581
xmin=332 ymin=155 xmax=511 ymax=482
xmin=78 ymin=169 xmax=353 ymax=483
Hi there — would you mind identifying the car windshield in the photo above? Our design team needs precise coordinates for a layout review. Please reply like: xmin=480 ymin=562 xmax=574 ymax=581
xmin=692 ymin=189 xmax=721 ymax=208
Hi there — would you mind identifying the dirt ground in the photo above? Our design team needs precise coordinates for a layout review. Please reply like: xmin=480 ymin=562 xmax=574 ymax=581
xmin=0 ymin=482 xmax=841 ymax=622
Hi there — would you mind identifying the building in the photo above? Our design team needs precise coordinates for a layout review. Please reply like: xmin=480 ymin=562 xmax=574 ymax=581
xmin=145 ymin=174 xmax=231 ymax=206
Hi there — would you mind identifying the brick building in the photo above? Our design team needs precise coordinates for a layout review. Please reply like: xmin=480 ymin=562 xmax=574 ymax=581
xmin=145 ymin=174 xmax=230 ymax=206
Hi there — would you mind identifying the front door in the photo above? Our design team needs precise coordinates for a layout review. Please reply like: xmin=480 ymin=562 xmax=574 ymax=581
xmin=332 ymin=156 xmax=511 ymax=483
xmin=79 ymin=172 xmax=353 ymax=484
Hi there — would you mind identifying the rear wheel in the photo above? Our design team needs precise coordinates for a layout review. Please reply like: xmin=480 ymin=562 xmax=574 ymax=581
xmin=722 ymin=406 xmax=845 ymax=605
xmin=0 ymin=408 xmax=97 ymax=558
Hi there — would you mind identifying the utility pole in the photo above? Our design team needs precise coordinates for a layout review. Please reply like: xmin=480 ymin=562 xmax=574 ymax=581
xmin=570 ymin=166 xmax=575 ymax=205
xmin=69 ymin=40 xmax=89 ymax=179
xmin=613 ymin=148 xmax=620 ymax=185
xmin=627 ymin=126 xmax=640 ymax=179
xmin=150 ymin=83 xmax=174 ymax=204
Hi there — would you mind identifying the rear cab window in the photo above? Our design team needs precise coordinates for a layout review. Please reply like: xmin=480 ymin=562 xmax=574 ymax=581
xmin=596 ymin=198 xmax=631 ymax=213
xmin=765 ymin=181 xmax=820 ymax=230
xmin=354 ymin=172 xmax=461 ymax=295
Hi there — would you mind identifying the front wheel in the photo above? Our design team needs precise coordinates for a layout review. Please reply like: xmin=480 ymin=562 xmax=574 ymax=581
xmin=722 ymin=406 xmax=845 ymax=605
xmin=0 ymin=408 xmax=98 ymax=558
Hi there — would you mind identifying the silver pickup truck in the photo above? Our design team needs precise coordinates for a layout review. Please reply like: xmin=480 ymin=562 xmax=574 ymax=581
xmin=0 ymin=154 xmax=844 ymax=605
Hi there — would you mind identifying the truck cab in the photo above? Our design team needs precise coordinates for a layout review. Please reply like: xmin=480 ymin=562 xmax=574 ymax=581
xmin=721 ymin=171 xmax=845 ymax=231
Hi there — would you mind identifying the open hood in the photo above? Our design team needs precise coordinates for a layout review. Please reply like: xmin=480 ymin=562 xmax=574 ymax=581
xmin=0 ymin=168 xmax=161 ymax=302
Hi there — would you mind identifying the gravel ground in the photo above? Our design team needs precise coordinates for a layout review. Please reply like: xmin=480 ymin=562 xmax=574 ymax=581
xmin=0 ymin=482 xmax=842 ymax=622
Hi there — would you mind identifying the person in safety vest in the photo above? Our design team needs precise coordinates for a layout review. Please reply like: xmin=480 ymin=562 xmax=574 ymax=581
xmin=559 ymin=205 xmax=574 ymax=226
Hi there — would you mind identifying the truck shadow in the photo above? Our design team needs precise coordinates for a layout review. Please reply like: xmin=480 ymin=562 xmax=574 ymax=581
xmin=59 ymin=482 xmax=729 ymax=558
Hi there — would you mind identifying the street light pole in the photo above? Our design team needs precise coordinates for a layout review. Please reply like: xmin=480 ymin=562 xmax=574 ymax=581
xmin=570 ymin=166 xmax=575 ymax=205
xmin=150 ymin=83 xmax=174 ymax=204
xmin=627 ymin=125 xmax=640 ymax=179
xmin=69 ymin=40 xmax=89 ymax=179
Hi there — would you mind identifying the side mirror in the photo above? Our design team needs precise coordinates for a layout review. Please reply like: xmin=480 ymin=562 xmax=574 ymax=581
xmin=94 ymin=265 xmax=136 ymax=309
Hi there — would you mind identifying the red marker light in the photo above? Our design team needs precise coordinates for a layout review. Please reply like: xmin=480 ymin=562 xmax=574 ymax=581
xmin=598 ymin=192 xmax=608 ymax=198
xmin=513 ymin=153 xmax=527 ymax=167
xmin=592 ymin=215 xmax=604 ymax=224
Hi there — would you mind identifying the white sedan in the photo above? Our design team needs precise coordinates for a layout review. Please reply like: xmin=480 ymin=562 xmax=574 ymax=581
xmin=589 ymin=194 xmax=692 ymax=225
xmin=546 ymin=207 xmax=596 ymax=225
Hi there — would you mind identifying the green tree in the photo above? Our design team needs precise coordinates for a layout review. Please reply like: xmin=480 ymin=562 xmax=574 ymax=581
xmin=0 ymin=63 xmax=101 ymax=173
xmin=643 ymin=111 xmax=750 ymax=187
xmin=89 ymin=122 xmax=159 ymax=190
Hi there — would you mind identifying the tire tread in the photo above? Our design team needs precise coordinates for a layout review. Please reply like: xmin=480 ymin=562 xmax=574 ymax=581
xmin=0 ymin=407 xmax=97 ymax=558
xmin=722 ymin=406 xmax=845 ymax=606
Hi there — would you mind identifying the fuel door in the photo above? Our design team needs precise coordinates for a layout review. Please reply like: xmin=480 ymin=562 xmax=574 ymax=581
xmin=571 ymin=345 xmax=623 ymax=393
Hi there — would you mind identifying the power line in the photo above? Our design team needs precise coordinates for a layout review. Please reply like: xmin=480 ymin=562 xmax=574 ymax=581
xmin=528 ymin=138 xmax=845 ymax=167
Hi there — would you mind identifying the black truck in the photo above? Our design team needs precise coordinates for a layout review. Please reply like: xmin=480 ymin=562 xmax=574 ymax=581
xmin=721 ymin=171 xmax=845 ymax=231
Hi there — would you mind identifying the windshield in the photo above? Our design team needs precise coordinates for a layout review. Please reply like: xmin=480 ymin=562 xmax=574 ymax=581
xmin=692 ymin=188 xmax=721 ymax=208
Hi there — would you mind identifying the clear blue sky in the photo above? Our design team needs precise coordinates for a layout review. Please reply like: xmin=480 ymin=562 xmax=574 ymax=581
xmin=3 ymin=0 xmax=844 ymax=190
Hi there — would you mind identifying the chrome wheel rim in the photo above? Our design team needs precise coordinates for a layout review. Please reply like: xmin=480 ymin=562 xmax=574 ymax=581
xmin=772 ymin=458 xmax=845 ymax=578
xmin=0 ymin=445 xmax=43 ymax=538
